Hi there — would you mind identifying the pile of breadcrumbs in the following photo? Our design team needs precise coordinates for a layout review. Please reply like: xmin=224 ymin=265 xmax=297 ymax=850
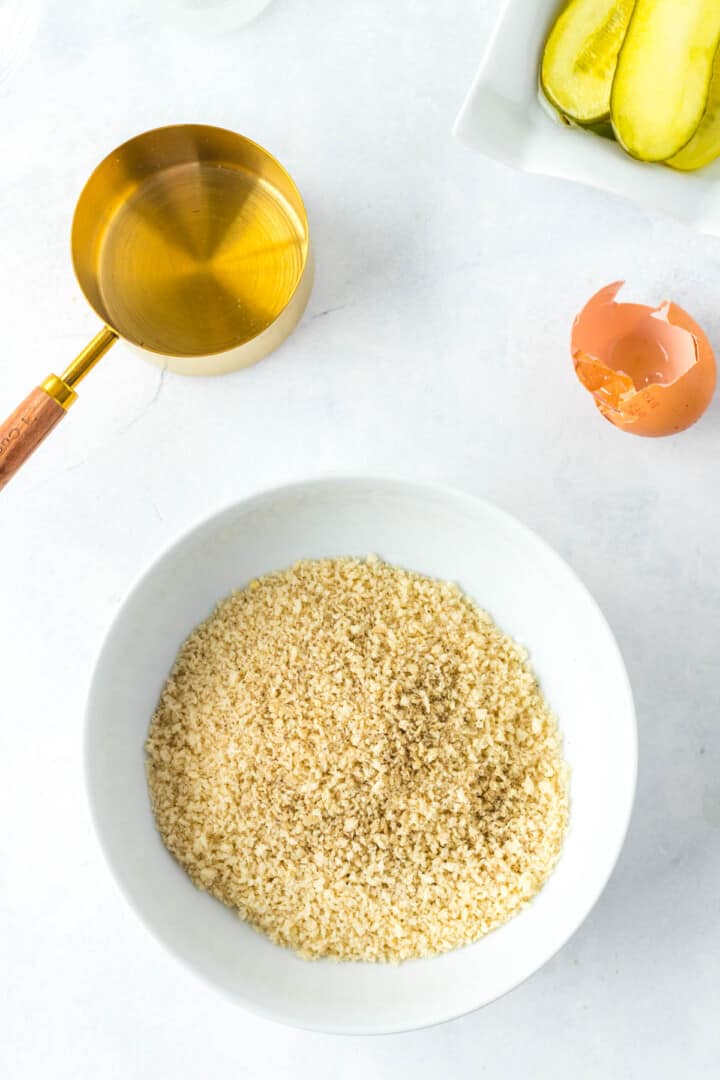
xmin=146 ymin=556 xmax=568 ymax=963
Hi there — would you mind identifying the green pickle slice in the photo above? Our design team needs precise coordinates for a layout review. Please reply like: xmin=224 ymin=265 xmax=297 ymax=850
xmin=541 ymin=0 xmax=635 ymax=126
xmin=612 ymin=0 xmax=720 ymax=162
xmin=668 ymin=49 xmax=720 ymax=171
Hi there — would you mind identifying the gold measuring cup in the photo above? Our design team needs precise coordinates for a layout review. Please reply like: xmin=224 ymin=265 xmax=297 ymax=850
xmin=0 ymin=124 xmax=312 ymax=492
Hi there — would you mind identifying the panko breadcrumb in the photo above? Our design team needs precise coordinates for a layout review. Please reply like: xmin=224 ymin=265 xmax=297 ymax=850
xmin=146 ymin=556 xmax=569 ymax=962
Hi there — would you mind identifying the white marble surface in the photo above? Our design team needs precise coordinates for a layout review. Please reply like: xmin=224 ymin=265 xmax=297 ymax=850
xmin=2 ymin=1 xmax=719 ymax=1076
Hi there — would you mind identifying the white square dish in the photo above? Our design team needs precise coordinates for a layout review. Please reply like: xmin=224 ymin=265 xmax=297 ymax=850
xmin=454 ymin=0 xmax=720 ymax=236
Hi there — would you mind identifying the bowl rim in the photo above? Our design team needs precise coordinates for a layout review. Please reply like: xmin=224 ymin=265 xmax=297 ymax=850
xmin=84 ymin=473 xmax=638 ymax=1034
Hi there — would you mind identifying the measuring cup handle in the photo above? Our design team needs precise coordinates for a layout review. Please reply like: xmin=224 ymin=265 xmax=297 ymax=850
xmin=0 ymin=329 xmax=116 ymax=493
xmin=0 ymin=383 xmax=69 ymax=492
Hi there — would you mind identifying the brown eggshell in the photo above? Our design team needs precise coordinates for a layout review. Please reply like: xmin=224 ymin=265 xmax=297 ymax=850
xmin=571 ymin=281 xmax=717 ymax=437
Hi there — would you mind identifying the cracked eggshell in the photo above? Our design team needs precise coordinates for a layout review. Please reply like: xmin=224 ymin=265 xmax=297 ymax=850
xmin=571 ymin=281 xmax=717 ymax=437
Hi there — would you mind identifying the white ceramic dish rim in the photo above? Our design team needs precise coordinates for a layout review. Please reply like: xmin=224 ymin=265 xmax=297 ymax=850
xmin=453 ymin=0 xmax=720 ymax=236
xmin=84 ymin=474 xmax=638 ymax=1034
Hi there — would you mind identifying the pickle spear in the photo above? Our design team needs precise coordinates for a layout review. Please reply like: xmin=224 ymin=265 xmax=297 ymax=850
xmin=612 ymin=0 xmax=720 ymax=162
xmin=668 ymin=49 xmax=720 ymax=171
xmin=541 ymin=0 xmax=635 ymax=126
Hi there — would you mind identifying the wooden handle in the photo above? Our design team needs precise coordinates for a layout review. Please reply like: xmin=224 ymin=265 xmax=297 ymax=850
xmin=0 ymin=387 xmax=66 ymax=492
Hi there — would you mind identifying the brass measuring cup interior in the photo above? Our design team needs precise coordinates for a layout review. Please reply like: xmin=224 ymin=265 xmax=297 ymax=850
xmin=0 ymin=123 xmax=311 ymax=492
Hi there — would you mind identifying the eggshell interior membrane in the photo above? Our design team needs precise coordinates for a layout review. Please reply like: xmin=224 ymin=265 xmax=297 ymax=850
xmin=571 ymin=281 xmax=717 ymax=436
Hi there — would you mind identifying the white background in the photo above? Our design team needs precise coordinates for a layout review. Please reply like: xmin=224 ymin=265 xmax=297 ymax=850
xmin=2 ymin=1 xmax=719 ymax=1076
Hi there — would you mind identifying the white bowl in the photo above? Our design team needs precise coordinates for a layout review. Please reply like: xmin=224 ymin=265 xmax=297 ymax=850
xmin=85 ymin=476 xmax=636 ymax=1033
xmin=454 ymin=0 xmax=720 ymax=236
